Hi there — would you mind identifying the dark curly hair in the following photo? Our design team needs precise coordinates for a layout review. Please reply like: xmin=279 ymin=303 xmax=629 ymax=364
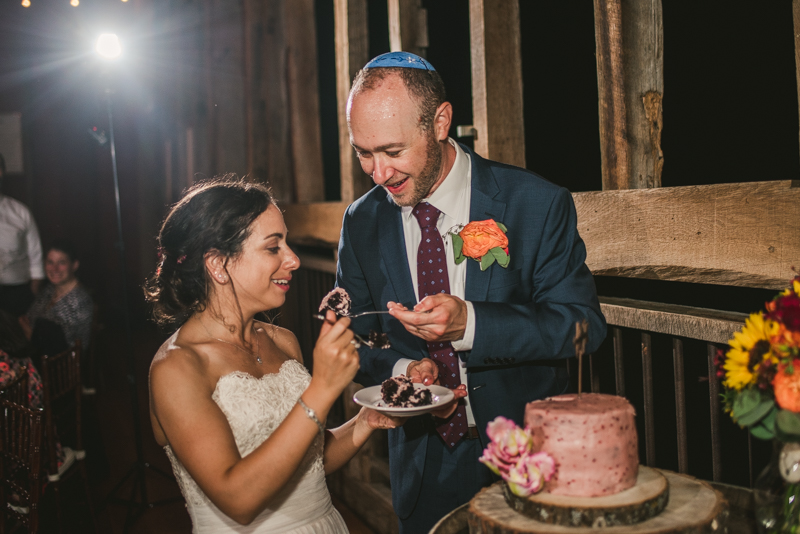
xmin=144 ymin=175 xmax=276 ymax=329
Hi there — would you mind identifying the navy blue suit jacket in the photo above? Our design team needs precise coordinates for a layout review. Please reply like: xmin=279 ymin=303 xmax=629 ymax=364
xmin=336 ymin=144 xmax=606 ymax=518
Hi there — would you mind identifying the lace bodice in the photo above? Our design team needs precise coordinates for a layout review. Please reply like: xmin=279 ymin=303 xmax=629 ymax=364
xmin=164 ymin=359 xmax=346 ymax=533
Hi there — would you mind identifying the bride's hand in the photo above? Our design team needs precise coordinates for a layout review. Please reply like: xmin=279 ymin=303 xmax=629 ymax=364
xmin=310 ymin=310 xmax=360 ymax=402
xmin=356 ymin=407 xmax=405 ymax=432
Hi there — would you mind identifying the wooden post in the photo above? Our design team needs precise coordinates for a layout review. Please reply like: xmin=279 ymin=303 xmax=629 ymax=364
xmin=594 ymin=0 xmax=663 ymax=191
xmin=203 ymin=0 xmax=247 ymax=179
xmin=285 ymin=0 xmax=326 ymax=203
xmin=243 ymin=0 xmax=294 ymax=202
xmin=793 ymin=0 xmax=800 ymax=166
xmin=335 ymin=0 xmax=371 ymax=203
xmin=388 ymin=0 xmax=428 ymax=56
xmin=469 ymin=0 xmax=526 ymax=168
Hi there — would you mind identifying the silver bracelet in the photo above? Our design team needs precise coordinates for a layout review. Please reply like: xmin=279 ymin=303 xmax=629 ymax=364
xmin=297 ymin=397 xmax=325 ymax=434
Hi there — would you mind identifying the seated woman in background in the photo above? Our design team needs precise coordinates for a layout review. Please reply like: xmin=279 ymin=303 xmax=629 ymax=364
xmin=21 ymin=239 xmax=93 ymax=355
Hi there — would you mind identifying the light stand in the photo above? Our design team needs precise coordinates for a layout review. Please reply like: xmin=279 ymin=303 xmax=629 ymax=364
xmin=95 ymin=34 xmax=180 ymax=531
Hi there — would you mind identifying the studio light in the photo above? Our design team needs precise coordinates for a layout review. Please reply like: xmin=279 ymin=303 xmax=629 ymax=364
xmin=96 ymin=33 xmax=121 ymax=60
xmin=70 ymin=0 xmax=79 ymax=6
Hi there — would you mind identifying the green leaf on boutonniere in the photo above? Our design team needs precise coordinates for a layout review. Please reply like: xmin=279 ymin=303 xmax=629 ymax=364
xmin=480 ymin=253 xmax=496 ymax=271
xmin=496 ymin=222 xmax=508 ymax=233
xmin=452 ymin=234 xmax=466 ymax=264
xmin=490 ymin=247 xmax=510 ymax=268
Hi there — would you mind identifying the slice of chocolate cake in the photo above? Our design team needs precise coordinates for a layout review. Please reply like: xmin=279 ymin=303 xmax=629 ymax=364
xmin=319 ymin=287 xmax=351 ymax=316
xmin=380 ymin=375 xmax=433 ymax=408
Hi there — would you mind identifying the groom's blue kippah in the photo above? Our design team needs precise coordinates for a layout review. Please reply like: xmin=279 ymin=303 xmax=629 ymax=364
xmin=364 ymin=51 xmax=435 ymax=71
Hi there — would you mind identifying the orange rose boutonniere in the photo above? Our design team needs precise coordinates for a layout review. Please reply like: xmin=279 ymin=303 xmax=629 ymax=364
xmin=451 ymin=219 xmax=509 ymax=271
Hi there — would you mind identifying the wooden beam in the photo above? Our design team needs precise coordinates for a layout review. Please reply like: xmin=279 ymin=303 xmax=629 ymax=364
xmin=285 ymin=0 xmax=325 ymax=203
xmin=594 ymin=0 xmax=664 ymax=190
xmin=284 ymin=181 xmax=800 ymax=291
xmin=600 ymin=297 xmax=747 ymax=344
xmin=575 ymin=180 xmax=800 ymax=290
xmin=388 ymin=0 xmax=428 ymax=56
xmin=283 ymin=201 xmax=348 ymax=248
xmin=469 ymin=0 xmax=525 ymax=167
xmin=335 ymin=0 xmax=372 ymax=203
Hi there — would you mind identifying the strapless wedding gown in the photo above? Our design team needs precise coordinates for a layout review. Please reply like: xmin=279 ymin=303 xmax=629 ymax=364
xmin=164 ymin=359 xmax=349 ymax=533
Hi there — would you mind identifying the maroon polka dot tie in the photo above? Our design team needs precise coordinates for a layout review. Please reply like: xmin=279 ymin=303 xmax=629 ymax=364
xmin=412 ymin=202 xmax=468 ymax=450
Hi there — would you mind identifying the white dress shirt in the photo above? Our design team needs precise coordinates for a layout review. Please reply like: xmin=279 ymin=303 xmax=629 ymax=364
xmin=392 ymin=138 xmax=477 ymax=425
xmin=0 ymin=195 xmax=44 ymax=285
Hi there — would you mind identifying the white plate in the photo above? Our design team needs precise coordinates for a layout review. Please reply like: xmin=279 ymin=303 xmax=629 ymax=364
xmin=353 ymin=383 xmax=455 ymax=417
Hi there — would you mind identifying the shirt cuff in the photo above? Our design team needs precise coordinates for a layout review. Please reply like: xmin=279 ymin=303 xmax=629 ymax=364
xmin=451 ymin=300 xmax=475 ymax=352
xmin=393 ymin=358 xmax=416 ymax=378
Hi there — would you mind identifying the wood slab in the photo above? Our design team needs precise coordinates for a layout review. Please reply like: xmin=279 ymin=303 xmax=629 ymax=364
xmin=502 ymin=466 xmax=668 ymax=527
xmin=468 ymin=470 xmax=728 ymax=534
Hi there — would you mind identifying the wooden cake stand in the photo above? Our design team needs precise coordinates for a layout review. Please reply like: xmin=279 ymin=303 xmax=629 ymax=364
xmin=467 ymin=469 xmax=728 ymax=533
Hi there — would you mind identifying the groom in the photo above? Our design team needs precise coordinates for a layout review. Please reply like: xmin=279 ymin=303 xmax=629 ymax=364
xmin=335 ymin=52 xmax=606 ymax=533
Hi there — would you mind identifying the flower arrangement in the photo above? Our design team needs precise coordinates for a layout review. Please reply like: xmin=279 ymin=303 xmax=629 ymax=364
xmin=717 ymin=276 xmax=800 ymax=441
xmin=450 ymin=219 xmax=509 ymax=271
xmin=716 ymin=276 xmax=800 ymax=530
xmin=479 ymin=416 xmax=555 ymax=497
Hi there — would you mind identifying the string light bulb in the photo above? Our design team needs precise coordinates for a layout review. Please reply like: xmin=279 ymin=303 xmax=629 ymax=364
xmin=21 ymin=0 xmax=31 ymax=6
xmin=70 ymin=0 xmax=79 ymax=5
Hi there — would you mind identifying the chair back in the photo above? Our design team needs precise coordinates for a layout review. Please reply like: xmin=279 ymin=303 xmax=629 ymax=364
xmin=0 ymin=369 xmax=28 ymax=409
xmin=0 ymin=399 xmax=44 ymax=533
xmin=41 ymin=344 xmax=82 ymax=476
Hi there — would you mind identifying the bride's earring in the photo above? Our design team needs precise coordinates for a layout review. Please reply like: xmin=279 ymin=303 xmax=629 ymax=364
xmin=215 ymin=271 xmax=228 ymax=283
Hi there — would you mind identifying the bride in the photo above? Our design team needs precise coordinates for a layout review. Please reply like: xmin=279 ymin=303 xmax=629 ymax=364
xmin=146 ymin=176 xmax=400 ymax=532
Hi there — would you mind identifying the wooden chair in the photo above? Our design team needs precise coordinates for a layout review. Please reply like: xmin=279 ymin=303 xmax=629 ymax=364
xmin=82 ymin=302 xmax=101 ymax=396
xmin=0 ymin=399 xmax=44 ymax=534
xmin=0 ymin=371 xmax=28 ymax=409
xmin=40 ymin=344 xmax=96 ymax=533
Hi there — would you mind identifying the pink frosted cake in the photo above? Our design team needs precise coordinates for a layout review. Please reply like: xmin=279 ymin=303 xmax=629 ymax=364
xmin=524 ymin=393 xmax=638 ymax=497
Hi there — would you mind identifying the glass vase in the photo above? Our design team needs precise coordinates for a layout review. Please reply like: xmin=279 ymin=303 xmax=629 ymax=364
xmin=754 ymin=441 xmax=800 ymax=533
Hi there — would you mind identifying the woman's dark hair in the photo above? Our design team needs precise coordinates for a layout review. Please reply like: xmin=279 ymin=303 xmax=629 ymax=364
xmin=144 ymin=174 xmax=275 ymax=328
xmin=46 ymin=238 xmax=79 ymax=264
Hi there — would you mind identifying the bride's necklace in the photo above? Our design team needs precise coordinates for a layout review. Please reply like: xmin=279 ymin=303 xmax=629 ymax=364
xmin=200 ymin=320 xmax=263 ymax=365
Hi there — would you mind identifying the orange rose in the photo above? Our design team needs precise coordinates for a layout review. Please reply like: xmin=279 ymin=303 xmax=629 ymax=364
xmin=459 ymin=220 xmax=509 ymax=259
xmin=774 ymin=360 xmax=800 ymax=412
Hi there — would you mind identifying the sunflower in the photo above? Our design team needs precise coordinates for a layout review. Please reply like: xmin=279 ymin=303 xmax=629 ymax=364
xmin=723 ymin=313 xmax=780 ymax=391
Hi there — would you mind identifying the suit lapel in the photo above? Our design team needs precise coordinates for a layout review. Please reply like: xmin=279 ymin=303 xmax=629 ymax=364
xmin=377 ymin=200 xmax=417 ymax=308
xmin=464 ymin=145 xmax=507 ymax=303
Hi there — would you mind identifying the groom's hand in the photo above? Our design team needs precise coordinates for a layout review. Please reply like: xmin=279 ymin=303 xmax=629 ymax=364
xmin=431 ymin=384 xmax=468 ymax=419
xmin=388 ymin=294 xmax=467 ymax=342
xmin=406 ymin=357 xmax=439 ymax=386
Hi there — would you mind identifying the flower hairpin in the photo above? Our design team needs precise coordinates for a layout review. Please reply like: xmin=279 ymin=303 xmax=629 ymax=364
xmin=177 ymin=255 xmax=186 ymax=264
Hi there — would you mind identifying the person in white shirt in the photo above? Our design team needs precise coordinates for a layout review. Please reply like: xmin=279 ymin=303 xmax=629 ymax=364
xmin=0 ymin=153 xmax=44 ymax=317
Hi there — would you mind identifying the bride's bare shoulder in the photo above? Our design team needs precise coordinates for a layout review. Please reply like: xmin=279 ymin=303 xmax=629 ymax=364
xmin=258 ymin=322 xmax=302 ymax=363
xmin=150 ymin=329 xmax=210 ymax=387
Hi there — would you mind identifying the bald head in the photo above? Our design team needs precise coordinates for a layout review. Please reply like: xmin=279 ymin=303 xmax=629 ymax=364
xmin=348 ymin=66 xmax=446 ymax=132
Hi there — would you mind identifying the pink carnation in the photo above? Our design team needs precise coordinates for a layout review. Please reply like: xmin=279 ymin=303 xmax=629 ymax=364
xmin=529 ymin=451 xmax=556 ymax=481
xmin=505 ymin=454 xmax=545 ymax=497
xmin=479 ymin=417 xmax=533 ymax=476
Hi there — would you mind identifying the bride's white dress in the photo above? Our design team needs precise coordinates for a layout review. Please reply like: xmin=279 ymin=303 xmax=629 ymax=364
xmin=164 ymin=359 xmax=349 ymax=533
